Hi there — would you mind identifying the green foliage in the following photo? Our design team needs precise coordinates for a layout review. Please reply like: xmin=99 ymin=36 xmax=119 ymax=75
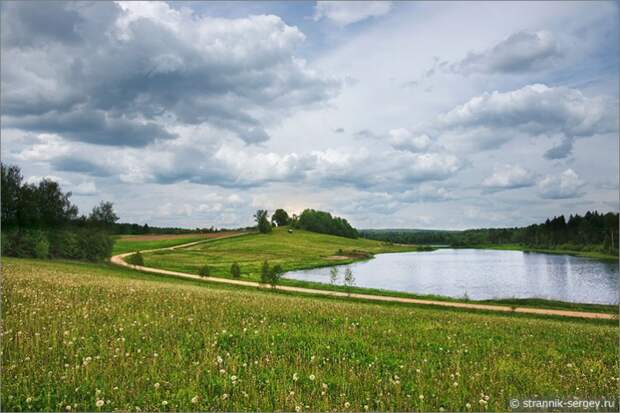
xmin=260 ymin=260 xmax=270 ymax=283
xmin=343 ymin=267 xmax=355 ymax=295
xmin=3 ymin=229 xmax=52 ymax=259
xmin=198 ymin=265 xmax=211 ymax=277
xmin=254 ymin=209 xmax=272 ymax=234
xmin=78 ymin=230 xmax=114 ymax=262
xmin=48 ymin=230 xmax=81 ymax=259
xmin=269 ymin=264 xmax=283 ymax=288
xmin=271 ymin=208 xmax=290 ymax=226
xmin=329 ymin=267 xmax=339 ymax=285
xmin=230 ymin=262 xmax=241 ymax=278
xmin=126 ymin=251 xmax=145 ymax=266
xmin=2 ymin=228 xmax=112 ymax=261
xmin=296 ymin=209 xmax=358 ymax=238
xmin=89 ymin=201 xmax=119 ymax=226
xmin=1 ymin=163 xmax=78 ymax=229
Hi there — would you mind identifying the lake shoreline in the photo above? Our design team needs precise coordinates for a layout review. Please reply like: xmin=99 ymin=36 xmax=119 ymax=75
xmin=284 ymin=248 xmax=619 ymax=311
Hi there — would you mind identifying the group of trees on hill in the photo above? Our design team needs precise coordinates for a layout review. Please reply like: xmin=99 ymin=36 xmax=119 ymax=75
xmin=1 ymin=163 xmax=117 ymax=261
xmin=361 ymin=211 xmax=619 ymax=256
xmin=253 ymin=208 xmax=358 ymax=239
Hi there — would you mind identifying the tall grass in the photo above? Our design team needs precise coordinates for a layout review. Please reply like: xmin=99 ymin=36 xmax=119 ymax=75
xmin=2 ymin=258 xmax=618 ymax=412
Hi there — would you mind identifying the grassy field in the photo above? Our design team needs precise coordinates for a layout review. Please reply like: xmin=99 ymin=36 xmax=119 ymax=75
xmin=2 ymin=258 xmax=618 ymax=412
xmin=112 ymin=232 xmax=242 ymax=255
xmin=141 ymin=227 xmax=418 ymax=278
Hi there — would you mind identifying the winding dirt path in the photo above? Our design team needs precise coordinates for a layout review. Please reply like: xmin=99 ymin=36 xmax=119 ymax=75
xmin=110 ymin=237 xmax=618 ymax=320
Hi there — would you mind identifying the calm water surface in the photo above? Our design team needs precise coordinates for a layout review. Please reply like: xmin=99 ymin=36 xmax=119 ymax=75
xmin=285 ymin=249 xmax=619 ymax=304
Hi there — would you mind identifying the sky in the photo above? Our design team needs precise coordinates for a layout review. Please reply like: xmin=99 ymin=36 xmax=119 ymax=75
xmin=1 ymin=0 xmax=618 ymax=230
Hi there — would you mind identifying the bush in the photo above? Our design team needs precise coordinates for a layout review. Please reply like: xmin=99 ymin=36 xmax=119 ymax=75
xmin=2 ymin=229 xmax=49 ymax=259
xmin=261 ymin=260 xmax=270 ymax=284
xmin=269 ymin=264 xmax=283 ymax=288
xmin=230 ymin=262 xmax=241 ymax=278
xmin=126 ymin=251 xmax=144 ymax=266
xmin=78 ymin=230 xmax=113 ymax=262
xmin=48 ymin=230 xmax=81 ymax=259
xmin=199 ymin=265 xmax=211 ymax=277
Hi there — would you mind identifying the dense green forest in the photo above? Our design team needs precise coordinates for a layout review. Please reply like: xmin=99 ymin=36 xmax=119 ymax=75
xmin=292 ymin=209 xmax=359 ymax=239
xmin=361 ymin=212 xmax=619 ymax=256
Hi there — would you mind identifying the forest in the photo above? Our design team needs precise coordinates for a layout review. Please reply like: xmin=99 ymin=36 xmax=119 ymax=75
xmin=361 ymin=212 xmax=620 ymax=256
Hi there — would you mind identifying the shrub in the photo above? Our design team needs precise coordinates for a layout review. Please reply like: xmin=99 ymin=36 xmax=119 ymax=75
xmin=269 ymin=264 xmax=283 ymax=288
xmin=261 ymin=260 xmax=270 ymax=284
xmin=48 ymin=230 xmax=81 ymax=259
xmin=126 ymin=251 xmax=144 ymax=266
xmin=230 ymin=262 xmax=241 ymax=278
xmin=4 ymin=229 xmax=49 ymax=259
xmin=78 ymin=230 xmax=113 ymax=262
xmin=198 ymin=265 xmax=211 ymax=277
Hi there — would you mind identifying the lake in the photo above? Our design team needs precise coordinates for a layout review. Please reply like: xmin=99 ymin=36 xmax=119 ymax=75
xmin=285 ymin=249 xmax=619 ymax=304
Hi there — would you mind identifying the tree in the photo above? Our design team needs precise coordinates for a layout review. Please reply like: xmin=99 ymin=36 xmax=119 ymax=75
xmin=269 ymin=264 xmax=283 ymax=288
xmin=261 ymin=260 xmax=270 ymax=284
xmin=254 ymin=209 xmax=272 ymax=234
xmin=296 ymin=209 xmax=358 ymax=238
xmin=271 ymin=209 xmax=291 ymax=226
xmin=89 ymin=201 xmax=119 ymax=226
xmin=230 ymin=262 xmax=241 ymax=278
xmin=343 ymin=267 xmax=355 ymax=296
xmin=329 ymin=267 xmax=339 ymax=285
xmin=1 ymin=163 xmax=23 ymax=227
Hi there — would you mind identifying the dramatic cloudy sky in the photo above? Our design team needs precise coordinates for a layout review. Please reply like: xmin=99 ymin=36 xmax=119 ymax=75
xmin=1 ymin=1 xmax=618 ymax=229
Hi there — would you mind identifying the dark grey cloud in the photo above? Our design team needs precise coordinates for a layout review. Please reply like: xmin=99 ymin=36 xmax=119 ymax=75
xmin=544 ymin=137 xmax=575 ymax=160
xmin=51 ymin=156 xmax=112 ymax=177
xmin=453 ymin=31 xmax=561 ymax=74
xmin=1 ymin=1 xmax=338 ymax=147
xmin=5 ymin=110 xmax=175 ymax=147
xmin=1 ymin=1 xmax=85 ymax=47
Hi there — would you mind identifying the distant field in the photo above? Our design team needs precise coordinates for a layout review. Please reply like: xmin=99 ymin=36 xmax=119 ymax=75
xmin=112 ymin=231 xmax=242 ymax=255
xmin=141 ymin=227 xmax=417 ymax=279
xmin=2 ymin=258 xmax=617 ymax=412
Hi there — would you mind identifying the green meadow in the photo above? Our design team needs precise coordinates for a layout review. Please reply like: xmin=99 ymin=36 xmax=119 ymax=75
xmin=141 ymin=227 xmax=418 ymax=278
xmin=2 ymin=258 xmax=618 ymax=412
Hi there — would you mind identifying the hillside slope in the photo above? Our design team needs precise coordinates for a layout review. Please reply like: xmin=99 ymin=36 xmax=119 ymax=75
xmin=142 ymin=227 xmax=417 ymax=278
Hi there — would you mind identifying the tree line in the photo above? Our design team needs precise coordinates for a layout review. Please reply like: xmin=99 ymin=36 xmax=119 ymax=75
xmin=1 ymin=163 xmax=119 ymax=261
xmin=360 ymin=211 xmax=620 ymax=256
xmin=253 ymin=208 xmax=359 ymax=239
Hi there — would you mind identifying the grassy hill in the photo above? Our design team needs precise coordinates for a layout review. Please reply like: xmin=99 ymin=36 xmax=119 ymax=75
xmin=141 ymin=227 xmax=418 ymax=279
xmin=3 ymin=258 xmax=618 ymax=412
xmin=112 ymin=232 xmax=243 ymax=255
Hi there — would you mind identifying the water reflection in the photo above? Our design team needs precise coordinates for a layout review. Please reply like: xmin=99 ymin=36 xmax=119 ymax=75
xmin=285 ymin=249 xmax=619 ymax=304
